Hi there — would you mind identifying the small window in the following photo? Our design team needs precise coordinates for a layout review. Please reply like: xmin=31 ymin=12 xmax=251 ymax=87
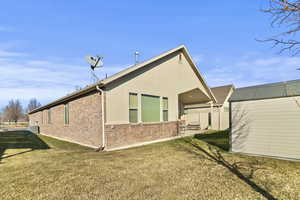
xmin=64 ymin=104 xmax=69 ymax=125
xmin=41 ymin=112 xmax=43 ymax=124
xmin=129 ymin=93 xmax=138 ymax=123
xmin=162 ymin=97 xmax=168 ymax=121
xmin=208 ymin=112 xmax=212 ymax=127
xmin=48 ymin=109 xmax=51 ymax=124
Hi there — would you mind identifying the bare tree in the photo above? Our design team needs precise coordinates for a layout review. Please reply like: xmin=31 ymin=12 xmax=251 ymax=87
xmin=3 ymin=100 xmax=24 ymax=123
xmin=26 ymin=98 xmax=41 ymax=113
xmin=262 ymin=0 xmax=300 ymax=55
xmin=24 ymin=98 xmax=41 ymax=121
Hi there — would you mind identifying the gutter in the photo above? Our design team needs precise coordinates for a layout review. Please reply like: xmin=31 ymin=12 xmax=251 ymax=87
xmin=96 ymin=85 xmax=106 ymax=151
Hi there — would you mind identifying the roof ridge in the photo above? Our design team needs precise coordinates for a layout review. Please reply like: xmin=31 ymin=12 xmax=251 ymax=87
xmin=30 ymin=44 xmax=217 ymax=114
xmin=236 ymin=79 xmax=300 ymax=90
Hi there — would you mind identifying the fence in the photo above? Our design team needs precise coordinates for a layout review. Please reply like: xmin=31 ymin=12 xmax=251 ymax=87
xmin=0 ymin=122 xmax=29 ymax=129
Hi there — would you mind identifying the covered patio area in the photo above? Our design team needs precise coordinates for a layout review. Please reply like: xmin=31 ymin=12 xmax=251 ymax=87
xmin=178 ymin=88 xmax=214 ymax=130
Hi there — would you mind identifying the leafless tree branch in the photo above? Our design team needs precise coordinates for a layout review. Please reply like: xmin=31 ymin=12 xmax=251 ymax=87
xmin=261 ymin=0 xmax=300 ymax=55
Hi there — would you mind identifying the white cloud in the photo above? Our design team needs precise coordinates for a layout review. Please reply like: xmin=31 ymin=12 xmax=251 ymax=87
xmin=0 ymin=50 xmax=27 ymax=57
xmin=0 ymin=49 xmax=129 ymax=108
xmin=2 ymin=46 xmax=299 ymax=108
xmin=203 ymin=54 xmax=300 ymax=88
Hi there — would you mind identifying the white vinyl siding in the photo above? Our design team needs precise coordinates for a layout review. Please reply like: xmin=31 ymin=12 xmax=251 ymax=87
xmin=231 ymin=96 xmax=300 ymax=160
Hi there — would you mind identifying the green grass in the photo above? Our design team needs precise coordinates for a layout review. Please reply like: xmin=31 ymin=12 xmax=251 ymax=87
xmin=1 ymin=130 xmax=300 ymax=200
xmin=38 ymin=134 xmax=92 ymax=150
xmin=193 ymin=130 xmax=230 ymax=151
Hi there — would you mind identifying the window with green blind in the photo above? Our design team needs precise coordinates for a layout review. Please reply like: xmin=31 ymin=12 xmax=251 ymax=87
xmin=162 ymin=97 xmax=168 ymax=121
xmin=64 ymin=104 xmax=69 ymax=125
xmin=141 ymin=94 xmax=160 ymax=122
xmin=129 ymin=93 xmax=138 ymax=123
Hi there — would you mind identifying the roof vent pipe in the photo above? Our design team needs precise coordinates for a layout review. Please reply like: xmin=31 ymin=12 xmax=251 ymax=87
xmin=134 ymin=51 xmax=140 ymax=64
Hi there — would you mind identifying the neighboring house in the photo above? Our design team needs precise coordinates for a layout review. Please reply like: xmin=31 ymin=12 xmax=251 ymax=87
xmin=184 ymin=85 xmax=234 ymax=130
xmin=229 ymin=79 xmax=300 ymax=160
xmin=29 ymin=45 xmax=217 ymax=150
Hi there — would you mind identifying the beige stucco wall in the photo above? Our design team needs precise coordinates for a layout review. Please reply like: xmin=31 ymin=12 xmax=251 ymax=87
xmin=104 ymin=51 xmax=211 ymax=124
xmin=220 ymin=111 xmax=229 ymax=130
xmin=231 ymin=96 xmax=300 ymax=160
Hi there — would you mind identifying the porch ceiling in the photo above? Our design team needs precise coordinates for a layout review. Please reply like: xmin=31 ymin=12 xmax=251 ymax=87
xmin=179 ymin=88 xmax=211 ymax=105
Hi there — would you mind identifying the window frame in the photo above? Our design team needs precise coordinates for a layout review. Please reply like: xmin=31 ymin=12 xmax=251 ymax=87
xmin=162 ymin=97 xmax=168 ymax=122
xmin=129 ymin=93 xmax=138 ymax=123
xmin=48 ymin=109 xmax=51 ymax=124
xmin=208 ymin=112 xmax=212 ymax=127
xmin=41 ymin=112 xmax=43 ymax=124
xmin=64 ymin=103 xmax=69 ymax=125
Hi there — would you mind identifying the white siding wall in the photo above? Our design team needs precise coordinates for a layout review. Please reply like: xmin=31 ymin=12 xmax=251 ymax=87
xmin=231 ymin=96 xmax=300 ymax=160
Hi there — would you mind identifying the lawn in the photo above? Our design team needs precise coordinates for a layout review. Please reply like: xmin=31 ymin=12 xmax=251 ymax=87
xmin=0 ymin=130 xmax=299 ymax=200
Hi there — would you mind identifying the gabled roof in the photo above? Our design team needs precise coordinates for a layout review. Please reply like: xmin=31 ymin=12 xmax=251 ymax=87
xmin=229 ymin=79 xmax=300 ymax=102
xmin=211 ymin=85 xmax=234 ymax=105
xmin=29 ymin=45 xmax=216 ymax=114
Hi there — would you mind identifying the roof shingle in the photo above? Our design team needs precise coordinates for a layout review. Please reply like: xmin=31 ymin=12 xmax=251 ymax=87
xmin=229 ymin=79 xmax=300 ymax=102
xmin=211 ymin=85 xmax=234 ymax=104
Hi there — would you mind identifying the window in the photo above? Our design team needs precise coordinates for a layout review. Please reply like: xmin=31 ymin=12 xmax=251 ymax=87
xmin=208 ymin=112 xmax=212 ymax=127
xmin=48 ymin=109 xmax=51 ymax=124
xmin=129 ymin=93 xmax=138 ymax=123
xmin=141 ymin=94 xmax=160 ymax=122
xmin=64 ymin=104 xmax=69 ymax=125
xmin=162 ymin=97 xmax=168 ymax=121
xmin=41 ymin=112 xmax=43 ymax=124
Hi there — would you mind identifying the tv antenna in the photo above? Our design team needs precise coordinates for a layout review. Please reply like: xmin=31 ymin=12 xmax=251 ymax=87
xmin=85 ymin=55 xmax=104 ymax=83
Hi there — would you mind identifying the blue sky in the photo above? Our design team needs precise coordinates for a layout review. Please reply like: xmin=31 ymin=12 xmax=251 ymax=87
xmin=0 ymin=0 xmax=300 ymax=108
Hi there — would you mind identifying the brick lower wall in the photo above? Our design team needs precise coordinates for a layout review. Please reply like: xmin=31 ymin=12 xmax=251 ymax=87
xmin=29 ymin=91 xmax=103 ymax=148
xmin=105 ymin=121 xmax=180 ymax=149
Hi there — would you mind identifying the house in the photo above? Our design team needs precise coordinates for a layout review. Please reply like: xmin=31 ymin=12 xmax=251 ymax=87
xmin=184 ymin=84 xmax=234 ymax=130
xmin=229 ymin=79 xmax=300 ymax=160
xmin=29 ymin=45 xmax=217 ymax=150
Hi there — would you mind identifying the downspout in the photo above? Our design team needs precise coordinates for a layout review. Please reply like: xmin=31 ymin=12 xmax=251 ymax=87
xmin=96 ymin=85 xmax=106 ymax=150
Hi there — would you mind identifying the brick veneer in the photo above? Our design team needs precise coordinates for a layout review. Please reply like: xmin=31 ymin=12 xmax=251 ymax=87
xmin=30 ymin=90 xmax=183 ymax=150
xmin=105 ymin=121 xmax=180 ymax=149
xmin=29 ymin=91 xmax=103 ymax=148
